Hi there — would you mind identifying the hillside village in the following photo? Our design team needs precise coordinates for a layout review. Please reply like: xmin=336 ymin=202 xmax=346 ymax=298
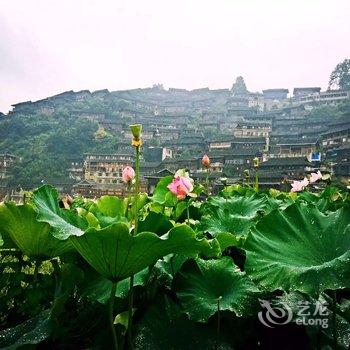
xmin=0 ymin=77 xmax=349 ymax=199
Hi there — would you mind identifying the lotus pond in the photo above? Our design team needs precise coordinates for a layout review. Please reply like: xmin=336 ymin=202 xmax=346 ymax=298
xmin=0 ymin=177 xmax=349 ymax=349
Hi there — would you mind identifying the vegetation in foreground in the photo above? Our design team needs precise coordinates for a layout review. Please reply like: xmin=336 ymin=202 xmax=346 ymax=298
xmin=0 ymin=172 xmax=349 ymax=349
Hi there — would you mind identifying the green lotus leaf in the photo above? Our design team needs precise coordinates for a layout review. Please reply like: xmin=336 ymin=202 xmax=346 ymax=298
xmin=0 ymin=309 xmax=53 ymax=349
xmin=221 ymin=184 xmax=253 ymax=197
xmin=138 ymin=211 xmax=173 ymax=236
xmin=70 ymin=196 xmax=95 ymax=211
xmin=0 ymin=229 xmax=16 ymax=249
xmin=153 ymin=254 xmax=189 ymax=287
xmin=244 ymin=203 xmax=350 ymax=295
xmin=77 ymin=208 xmax=100 ymax=228
xmin=164 ymin=191 xmax=178 ymax=207
xmin=88 ymin=195 xmax=128 ymax=227
xmin=70 ymin=223 xmax=217 ymax=281
xmin=201 ymin=195 xmax=267 ymax=237
xmin=134 ymin=295 xmax=232 ymax=350
xmin=263 ymin=194 xmax=293 ymax=212
xmin=81 ymin=267 xmax=150 ymax=304
xmin=276 ymin=291 xmax=350 ymax=349
xmin=32 ymin=185 xmax=88 ymax=240
xmin=174 ymin=257 xmax=260 ymax=322
xmin=0 ymin=202 xmax=72 ymax=259
xmin=114 ymin=309 xmax=136 ymax=332
xmin=296 ymin=191 xmax=319 ymax=203
xmin=87 ymin=194 xmax=148 ymax=227
xmin=129 ymin=192 xmax=149 ymax=213
xmin=174 ymin=201 xmax=188 ymax=220
xmin=295 ymin=187 xmax=348 ymax=213
xmin=215 ymin=232 xmax=243 ymax=250
xmin=151 ymin=176 xmax=173 ymax=204
xmin=90 ymin=195 xmax=127 ymax=217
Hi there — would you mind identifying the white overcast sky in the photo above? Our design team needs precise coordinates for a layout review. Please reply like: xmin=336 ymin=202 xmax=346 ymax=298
xmin=0 ymin=0 xmax=349 ymax=112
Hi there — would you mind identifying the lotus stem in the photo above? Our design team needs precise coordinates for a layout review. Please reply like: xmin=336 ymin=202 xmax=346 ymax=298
xmin=127 ymin=274 xmax=134 ymax=349
xmin=133 ymin=144 xmax=141 ymax=235
xmin=128 ymin=128 xmax=141 ymax=350
xmin=253 ymin=157 xmax=260 ymax=191
xmin=125 ymin=182 xmax=132 ymax=218
xmin=108 ymin=282 xmax=119 ymax=350
xmin=216 ymin=296 xmax=222 ymax=349
xmin=206 ymin=167 xmax=210 ymax=195
xmin=16 ymin=251 xmax=23 ymax=273
xmin=51 ymin=258 xmax=61 ymax=286
xmin=332 ymin=290 xmax=337 ymax=350
xmin=51 ymin=258 xmax=60 ymax=274
xmin=186 ymin=202 xmax=190 ymax=226
xmin=33 ymin=260 xmax=40 ymax=284
xmin=170 ymin=255 xmax=175 ymax=276
xmin=243 ymin=171 xmax=251 ymax=188
xmin=255 ymin=171 xmax=259 ymax=191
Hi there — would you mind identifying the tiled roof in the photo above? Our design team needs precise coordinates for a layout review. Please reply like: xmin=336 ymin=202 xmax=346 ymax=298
xmin=260 ymin=157 xmax=310 ymax=167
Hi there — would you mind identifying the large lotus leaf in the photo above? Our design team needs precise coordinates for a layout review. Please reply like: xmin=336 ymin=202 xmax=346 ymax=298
xmin=0 ymin=202 xmax=72 ymax=259
xmin=138 ymin=211 xmax=173 ymax=236
xmin=32 ymin=185 xmax=87 ymax=239
xmin=277 ymin=291 xmax=350 ymax=349
xmin=244 ymin=203 xmax=350 ymax=295
xmin=151 ymin=176 xmax=173 ymax=204
xmin=81 ymin=267 xmax=150 ymax=304
xmin=134 ymin=295 xmax=232 ymax=350
xmin=221 ymin=184 xmax=254 ymax=197
xmin=201 ymin=195 xmax=267 ymax=237
xmin=153 ymin=254 xmax=189 ymax=287
xmin=174 ymin=257 xmax=260 ymax=322
xmin=129 ymin=192 xmax=149 ymax=213
xmin=88 ymin=195 xmax=129 ymax=228
xmin=296 ymin=191 xmax=320 ymax=204
xmin=89 ymin=195 xmax=127 ymax=217
xmin=174 ymin=200 xmax=188 ymax=220
xmin=76 ymin=208 xmax=100 ymax=228
xmin=296 ymin=188 xmax=347 ymax=213
xmin=88 ymin=194 xmax=148 ymax=227
xmin=263 ymin=194 xmax=293 ymax=212
xmin=0 ymin=309 xmax=53 ymax=350
xmin=69 ymin=223 xmax=217 ymax=281
xmin=296 ymin=192 xmax=331 ymax=213
xmin=215 ymin=232 xmax=243 ymax=250
xmin=0 ymin=230 xmax=16 ymax=249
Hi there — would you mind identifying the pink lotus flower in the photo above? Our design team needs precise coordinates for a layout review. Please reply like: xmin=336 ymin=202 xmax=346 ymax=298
xmin=122 ymin=166 xmax=135 ymax=183
xmin=300 ymin=178 xmax=309 ymax=188
xmin=167 ymin=169 xmax=195 ymax=200
xmin=202 ymin=154 xmax=210 ymax=168
xmin=290 ymin=178 xmax=309 ymax=192
xmin=309 ymin=171 xmax=322 ymax=183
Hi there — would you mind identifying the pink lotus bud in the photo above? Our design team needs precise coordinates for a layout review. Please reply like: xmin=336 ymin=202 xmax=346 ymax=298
xmin=122 ymin=166 xmax=135 ymax=183
xmin=202 ymin=154 xmax=210 ymax=168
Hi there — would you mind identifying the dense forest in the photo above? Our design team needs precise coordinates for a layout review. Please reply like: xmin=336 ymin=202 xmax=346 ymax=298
xmin=0 ymin=112 xmax=120 ymax=187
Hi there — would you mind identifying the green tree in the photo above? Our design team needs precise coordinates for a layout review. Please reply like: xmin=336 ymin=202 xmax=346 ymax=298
xmin=328 ymin=58 xmax=350 ymax=90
